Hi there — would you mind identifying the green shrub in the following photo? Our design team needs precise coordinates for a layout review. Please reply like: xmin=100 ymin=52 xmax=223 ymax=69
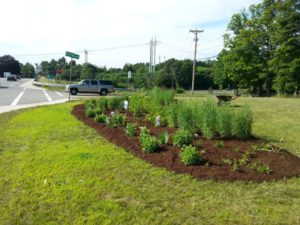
xmin=198 ymin=99 xmax=218 ymax=139
xmin=177 ymin=102 xmax=194 ymax=131
xmin=139 ymin=134 xmax=159 ymax=153
xmin=85 ymin=107 xmax=96 ymax=118
xmin=173 ymin=129 xmax=193 ymax=147
xmin=95 ymin=114 xmax=108 ymax=123
xmin=126 ymin=123 xmax=137 ymax=137
xmin=148 ymin=87 xmax=174 ymax=106
xmin=130 ymin=93 xmax=147 ymax=116
xmin=94 ymin=107 xmax=103 ymax=115
xmin=96 ymin=98 xmax=107 ymax=110
xmin=85 ymin=99 xmax=96 ymax=109
xmin=159 ymin=132 xmax=169 ymax=144
xmin=231 ymin=106 xmax=252 ymax=139
xmin=107 ymin=96 xmax=126 ymax=110
xmin=166 ymin=102 xmax=178 ymax=128
xmin=179 ymin=145 xmax=205 ymax=166
xmin=217 ymin=106 xmax=232 ymax=137
xmin=111 ymin=113 xmax=126 ymax=127
xmin=140 ymin=126 xmax=150 ymax=135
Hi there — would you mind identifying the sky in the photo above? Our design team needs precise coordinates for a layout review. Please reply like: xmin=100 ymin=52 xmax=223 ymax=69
xmin=0 ymin=0 xmax=261 ymax=68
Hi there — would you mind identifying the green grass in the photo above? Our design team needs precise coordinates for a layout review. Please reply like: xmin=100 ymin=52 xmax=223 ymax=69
xmin=0 ymin=99 xmax=299 ymax=224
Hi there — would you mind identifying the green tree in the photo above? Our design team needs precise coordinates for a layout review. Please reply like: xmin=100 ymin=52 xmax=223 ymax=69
xmin=20 ymin=63 xmax=35 ymax=78
xmin=0 ymin=55 xmax=20 ymax=77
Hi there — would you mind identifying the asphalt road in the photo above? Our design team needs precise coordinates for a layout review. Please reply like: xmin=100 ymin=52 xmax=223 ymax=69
xmin=0 ymin=78 xmax=68 ymax=107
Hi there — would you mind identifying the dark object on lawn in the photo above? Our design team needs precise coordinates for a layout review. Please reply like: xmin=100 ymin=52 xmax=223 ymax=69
xmin=216 ymin=95 xmax=239 ymax=105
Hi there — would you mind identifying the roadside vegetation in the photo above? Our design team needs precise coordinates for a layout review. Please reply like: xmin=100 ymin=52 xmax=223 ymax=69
xmin=0 ymin=96 xmax=299 ymax=224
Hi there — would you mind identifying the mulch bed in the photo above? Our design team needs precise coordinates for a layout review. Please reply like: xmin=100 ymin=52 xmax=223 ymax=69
xmin=72 ymin=104 xmax=300 ymax=182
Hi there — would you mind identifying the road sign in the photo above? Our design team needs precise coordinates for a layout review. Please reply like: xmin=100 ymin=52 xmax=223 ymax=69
xmin=65 ymin=51 xmax=80 ymax=59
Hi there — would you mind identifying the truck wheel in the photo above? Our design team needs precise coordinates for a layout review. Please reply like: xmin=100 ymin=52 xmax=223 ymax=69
xmin=100 ymin=89 xmax=107 ymax=96
xmin=70 ymin=88 xmax=78 ymax=95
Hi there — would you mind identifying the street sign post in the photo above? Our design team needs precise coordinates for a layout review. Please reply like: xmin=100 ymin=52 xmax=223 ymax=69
xmin=65 ymin=51 xmax=80 ymax=101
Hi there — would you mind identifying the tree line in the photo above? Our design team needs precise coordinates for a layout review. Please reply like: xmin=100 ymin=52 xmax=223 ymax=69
xmin=213 ymin=0 xmax=300 ymax=96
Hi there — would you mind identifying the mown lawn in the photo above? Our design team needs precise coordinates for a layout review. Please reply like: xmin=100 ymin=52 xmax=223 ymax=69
xmin=0 ymin=99 xmax=299 ymax=225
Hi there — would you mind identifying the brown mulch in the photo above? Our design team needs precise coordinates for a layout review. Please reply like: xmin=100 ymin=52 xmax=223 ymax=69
xmin=72 ymin=104 xmax=300 ymax=182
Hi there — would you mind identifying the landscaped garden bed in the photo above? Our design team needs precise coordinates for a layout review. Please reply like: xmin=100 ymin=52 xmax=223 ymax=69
xmin=72 ymin=89 xmax=300 ymax=182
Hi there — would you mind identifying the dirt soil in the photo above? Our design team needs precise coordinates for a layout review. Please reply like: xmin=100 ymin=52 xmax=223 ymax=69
xmin=72 ymin=104 xmax=300 ymax=182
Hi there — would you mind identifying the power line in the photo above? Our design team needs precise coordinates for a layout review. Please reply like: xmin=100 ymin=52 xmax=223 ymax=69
xmin=13 ymin=42 xmax=149 ymax=57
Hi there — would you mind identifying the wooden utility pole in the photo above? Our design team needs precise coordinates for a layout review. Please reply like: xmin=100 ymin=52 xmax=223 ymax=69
xmin=190 ymin=29 xmax=203 ymax=95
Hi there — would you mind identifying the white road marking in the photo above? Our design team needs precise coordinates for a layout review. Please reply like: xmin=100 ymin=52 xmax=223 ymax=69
xmin=43 ymin=90 xmax=52 ymax=102
xmin=11 ymin=88 xmax=26 ymax=106
xmin=55 ymin=91 xmax=63 ymax=97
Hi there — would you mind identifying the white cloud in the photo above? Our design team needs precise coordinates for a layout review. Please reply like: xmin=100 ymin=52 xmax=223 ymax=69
xmin=0 ymin=0 xmax=261 ymax=67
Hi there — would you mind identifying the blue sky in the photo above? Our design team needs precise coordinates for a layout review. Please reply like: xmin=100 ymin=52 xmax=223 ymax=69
xmin=0 ymin=0 xmax=261 ymax=68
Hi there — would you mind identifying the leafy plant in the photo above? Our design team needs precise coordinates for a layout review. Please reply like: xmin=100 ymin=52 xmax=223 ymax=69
xmin=95 ymin=114 xmax=108 ymax=123
xmin=107 ymin=96 xmax=126 ymax=110
xmin=111 ymin=113 xmax=126 ymax=127
xmin=96 ymin=98 xmax=107 ymax=111
xmin=179 ymin=145 xmax=205 ymax=166
xmin=173 ymin=129 xmax=193 ymax=147
xmin=130 ymin=93 xmax=147 ymax=116
xmin=139 ymin=134 xmax=159 ymax=153
xmin=85 ymin=108 xmax=96 ymax=118
xmin=85 ymin=99 xmax=96 ymax=109
xmin=214 ymin=140 xmax=224 ymax=148
xmin=222 ymin=158 xmax=239 ymax=172
xmin=159 ymin=132 xmax=169 ymax=144
xmin=249 ymin=163 xmax=272 ymax=174
xmin=140 ymin=126 xmax=150 ymax=136
xmin=94 ymin=107 xmax=103 ymax=115
xmin=126 ymin=123 xmax=137 ymax=137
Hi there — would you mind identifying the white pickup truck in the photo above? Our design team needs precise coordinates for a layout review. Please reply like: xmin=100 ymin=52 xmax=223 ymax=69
xmin=65 ymin=79 xmax=114 ymax=96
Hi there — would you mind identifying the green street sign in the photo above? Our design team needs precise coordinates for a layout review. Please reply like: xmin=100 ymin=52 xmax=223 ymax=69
xmin=65 ymin=51 xmax=80 ymax=59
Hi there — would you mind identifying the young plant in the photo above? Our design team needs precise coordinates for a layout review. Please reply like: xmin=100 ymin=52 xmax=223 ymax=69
xmin=140 ymin=126 xmax=150 ymax=136
xmin=85 ymin=99 xmax=96 ymax=109
xmin=126 ymin=123 xmax=137 ymax=137
xmin=217 ymin=106 xmax=232 ymax=138
xmin=111 ymin=113 xmax=126 ymax=127
xmin=179 ymin=145 xmax=205 ymax=166
xmin=139 ymin=134 xmax=159 ymax=153
xmin=129 ymin=93 xmax=147 ymax=116
xmin=95 ymin=114 xmax=108 ymax=123
xmin=231 ymin=106 xmax=253 ymax=139
xmin=159 ymin=132 xmax=169 ymax=145
xmin=107 ymin=96 xmax=126 ymax=110
xmin=214 ymin=140 xmax=224 ymax=148
xmin=198 ymin=99 xmax=218 ymax=139
xmin=249 ymin=163 xmax=272 ymax=174
xmin=96 ymin=98 xmax=107 ymax=111
xmin=173 ymin=129 xmax=193 ymax=147
xmin=85 ymin=107 xmax=96 ymax=118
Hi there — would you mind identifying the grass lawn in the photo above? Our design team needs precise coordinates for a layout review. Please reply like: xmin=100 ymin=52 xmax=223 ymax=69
xmin=0 ymin=98 xmax=299 ymax=225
